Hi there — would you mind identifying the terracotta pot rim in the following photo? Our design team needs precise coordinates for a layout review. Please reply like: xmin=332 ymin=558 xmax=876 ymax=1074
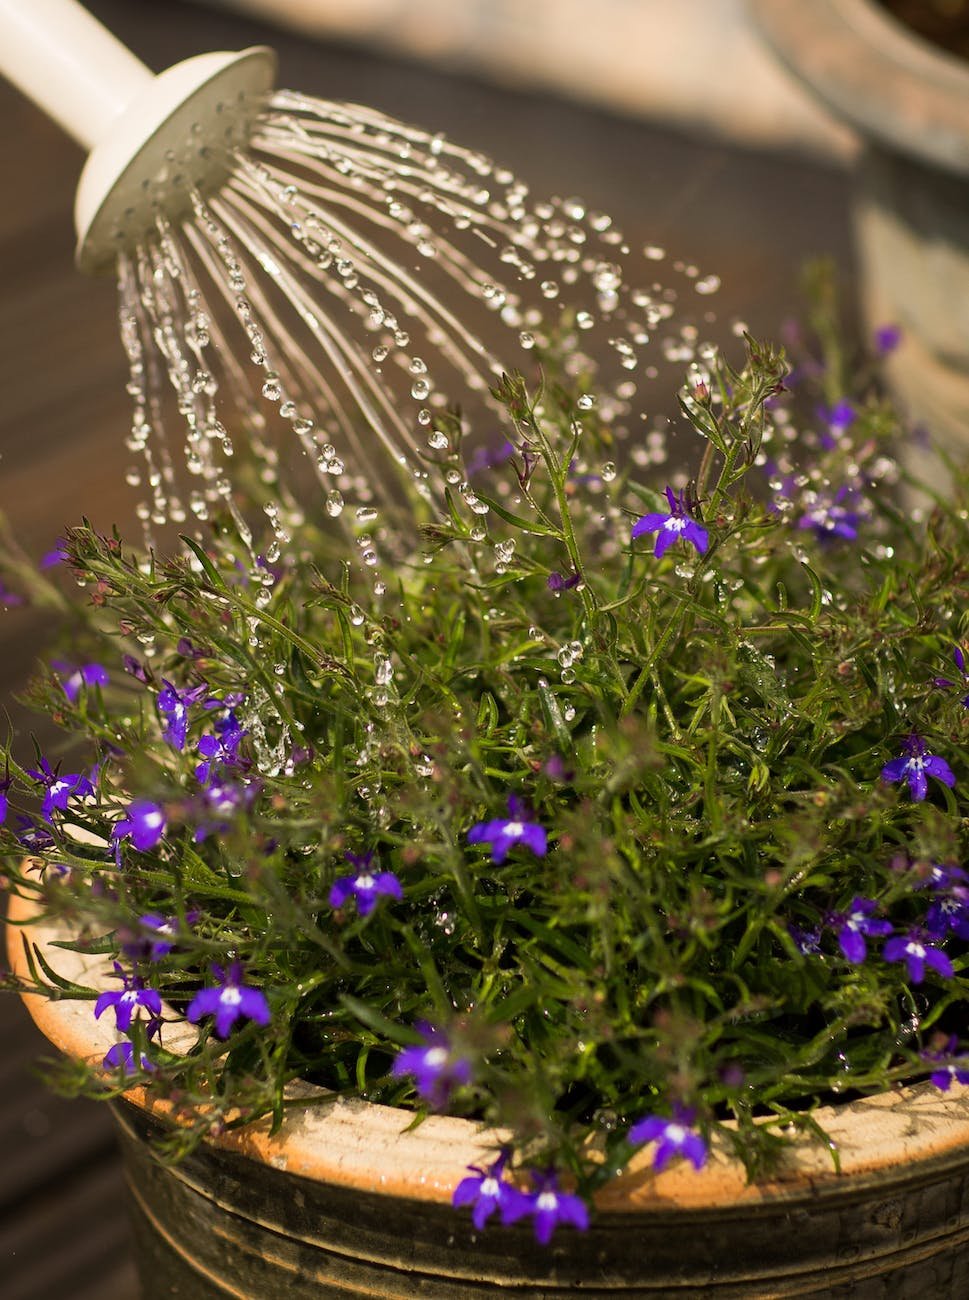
xmin=750 ymin=0 xmax=969 ymax=175
xmin=8 ymin=888 xmax=969 ymax=1213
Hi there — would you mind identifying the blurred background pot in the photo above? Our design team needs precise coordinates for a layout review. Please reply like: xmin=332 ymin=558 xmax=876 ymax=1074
xmin=750 ymin=0 xmax=969 ymax=474
xmin=10 ymin=893 xmax=969 ymax=1298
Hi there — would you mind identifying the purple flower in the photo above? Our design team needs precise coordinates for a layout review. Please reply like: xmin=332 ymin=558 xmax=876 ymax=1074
xmin=628 ymin=1103 xmax=708 ymax=1171
xmin=452 ymin=1151 xmax=518 ymax=1230
xmin=467 ymin=794 xmax=547 ymax=865
xmin=136 ymin=911 xmax=197 ymax=961
xmin=883 ymin=929 xmax=953 ymax=984
xmin=788 ymin=922 xmax=822 ymax=955
xmin=797 ymin=485 xmax=861 ymax=541
xmin=500 ymin=1169 xmax=589 ymax=1246
xmin=190 ymin=777 xmax=259 ymax=842
xmin=817 ymin=400 xmax=855 ymax=450
xmin=466 ymin=439 xmax=515 ymax=477
xmin=40 ymin=539 xmax=68 ymax=569
xmin=631 ymin=486 xmax=708 ymax=558
xmin=934 ymin=645 xmax=969 ymax=709
xmin=0 ymin=578 xmax=24 ymax=607
xmin=112 ymin=799 xmax=166 ymax=853
xmin=329 ymin=851 xmax=403 ymax=917
xmin=157 ymin=680 xmax=210 ymax=751
xmin=195 ymin=710 xmax=248 ymax=784
xmin=827 ymin=897 xmax=893 ymax=964
xmin=874 ymin=323 xmax=901 ymax=355
xmin=922 ymin=1036 xmax=969 ymax=1091
xmin=186 ymin=961 xmax=271 ymax=1038
xmin=391 ymin=1021 xmax=473 ymax=1109
xmin=94 ymin=963 xmax=163 ymax=1033
xmin=547 ymin=570 xmax=581 ymax=592
xmin=57 ymin=662 xmax=109 ymax=704
xmin=881 ymin=734 xmax=956 ymax=802
xmin=16 ymin=816 xmax=54 ymax=852
xmin=122 ymin=654 xmax=149 ymax=683
xmin=26 ymin=756 xmax=96 ymax=821
xmin=0 ymin=768 xmax=11 ymax=826
xmin=925 ymin=876 xmax=969 ymax=941
xmin=102 ymin=1041 xmax=155 ymax=1074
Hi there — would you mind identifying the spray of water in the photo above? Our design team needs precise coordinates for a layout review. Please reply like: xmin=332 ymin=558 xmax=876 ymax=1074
xmin=116 ymin=89 xmax=720 ymax=563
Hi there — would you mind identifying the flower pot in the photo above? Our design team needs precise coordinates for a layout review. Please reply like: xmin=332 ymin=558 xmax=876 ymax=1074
xmin=749 ymin=0 xmax=969 ymax=473
xmin=9 ymin=891 xmax=969 ymax=1299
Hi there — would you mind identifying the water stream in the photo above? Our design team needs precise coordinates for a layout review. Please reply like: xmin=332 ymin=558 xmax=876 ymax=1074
xmin=116 ymin=90 xmax=719 ymax=569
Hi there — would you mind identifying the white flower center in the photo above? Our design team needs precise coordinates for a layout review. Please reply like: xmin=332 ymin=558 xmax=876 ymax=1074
xmin=503 ymin=821 xmax=524 ymax=837
xmin=480 ymin=1177 xmax=500 ymax=1198
xmin=144 ymin=810 xmax=164 ymax=829
xmin=664 ymin=517 xmax=687 ymax=533
xmin=907 ymin=942 xmax=926 ymax=958
xmin=356 ymin=873 xmax=376 ymax=891
xmin=424 ymin=1046 xmax=448 ymax=1068
xmin=665 ymin=1123 xmax=686 ymax=1144
xmin=121 ymin=990 xmax=138 ymax=1004
xmin=220 ymin=987 xmax=242 ymax=1006
xmin=536 ymin=1191 xmax=559 ymax=1212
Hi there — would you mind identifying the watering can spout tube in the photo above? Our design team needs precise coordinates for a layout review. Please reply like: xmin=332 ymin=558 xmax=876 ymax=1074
xmin=0 ymin=0 xmax=153 ymax=150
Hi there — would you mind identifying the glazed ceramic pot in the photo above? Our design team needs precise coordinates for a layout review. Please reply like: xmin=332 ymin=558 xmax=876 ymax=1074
xmin=9 ymin=892 xmax=969 ymax=1298
xmin=750 ymin=0 xmax=969 ymax=474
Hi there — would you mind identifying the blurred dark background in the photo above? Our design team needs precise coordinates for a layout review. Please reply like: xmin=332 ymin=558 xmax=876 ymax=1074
xmin=0 ymin=2 xmax=854 ymax=1295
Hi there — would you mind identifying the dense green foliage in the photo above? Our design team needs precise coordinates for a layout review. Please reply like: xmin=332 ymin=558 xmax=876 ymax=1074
xmin=2 ymin=274 xmax=968 ymax=1196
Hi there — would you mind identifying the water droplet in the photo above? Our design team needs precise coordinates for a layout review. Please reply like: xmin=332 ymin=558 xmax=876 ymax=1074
xmin=325 ymin=490 xmax=344 ymax=517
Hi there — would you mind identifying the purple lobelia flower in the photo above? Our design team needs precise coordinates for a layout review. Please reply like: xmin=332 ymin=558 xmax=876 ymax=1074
xmin=112 ymin=799 xmax=166 ymax=853
xmin=451 ymin=1151 xmax=518 ymax=1230
xmin=102 ymin=1041 xmax=155 ymax=1075
xmin=157 ymin=679 xmax=210 ymax=751
xmin=934 ymin=645 xmax=969 ymax=709
xmin=547 ymin=569 xmax=581 ymax=592
xmin=0 ymin=767 xmax=11 ymax=826
xmin=40 ymin=538 xmax=68 ymax=569
xmin=187 ymin=961 xmax=271 ymax=1038
xmin=94 ymin=963 xmax=163 ymax=1033
xmin=136 ymin=911 xmax=197 ymax=961
xmin=466 ymin=439 xmax=516 ymax=477
xmin=922 ymin=1035 xmax=969 ymax=1091
xmin=826 ymin=897 xmax=893 ymax=964
xmin=26 ymin=756 xmax=96 ymax=821
xmin=631 ymin=486 xmax=708 ymax=559
xmin=16 ymin=816 xmax=54 ymax=852
xmin=329 ymin=851 xmax=403 ymax=917
xmin=873 ymin=323 xmax=901 ymax=355
xmin=122 ymin=654 xmax=149 ymax=683
xmin=0 ymin=577 xmax=24 ymax=607
xmin=195 ymin=710 xmax=249 ymax=784
xmin=797 ymin=485 xmax=862 ymax=541
xmin=882 ymin=929 xmax=953 ymax=984
xmin=628 ymin=1102 xmax=708 ymax=1171
xmin=57 ymin=662 xmax=109 ymax=704
xmin=788 ymin=922 xmax=822 ymax=955
xmin=392 ymin=1021 xmax=473 ymax=1109
xmin=500 ymin=1169 xmax=589 ymax=1246
xmin=925 ymin=869 xmax=969 ymax=941
xmin=191 ymin=777 xmax=259 ymax=842
xmin=881 ymin=734 xmax=956 ymax=802
xmin=467 ymin=794 xmax=547 ymax=865
xmin=817 ymin=400 xmax=856 ymax=450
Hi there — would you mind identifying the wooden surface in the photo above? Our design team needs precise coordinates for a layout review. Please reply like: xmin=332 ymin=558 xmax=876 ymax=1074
xmin=0 ymin=2 xmax=855 ymax=1296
